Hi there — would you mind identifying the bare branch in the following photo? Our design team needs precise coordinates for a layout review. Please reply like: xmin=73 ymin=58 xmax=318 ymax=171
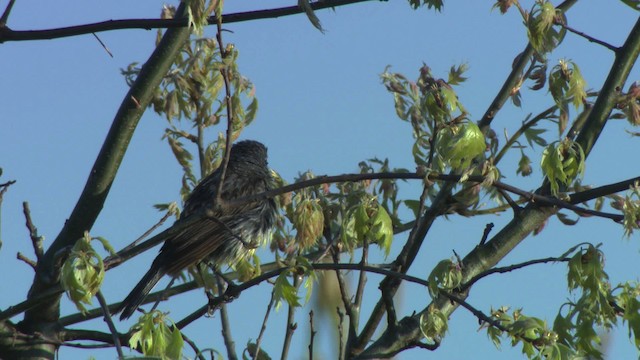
xmin=253 ymin=291 xmax=276 ymax=360
xmin=463 ymin=256 xmax=571 ymax=290
xmin=569 ymin=175 xmax=640 ymax=204
xmin=22 ymin=202 xmax=44 ymax=260
xmin=308 ymin=310 xmax=316 ymax=360
xmin=214 ymin=12 xmax=235 ymax=207
xmin=0 ymin=0 xmax=15 ymax=27
xmin=0 ymin=0 xmax=373 ymax=43
xmin=280 ymin=276 xmax=300 ymax=360
xmin=478 ymin=223 xmax=494 ymax=246
xmin=92 ymin=33 xmax=113 ymax=58
xmin=16 ymin=252 xmax=37 ymax=270
xmin=95 ymin=291 xmax=123 ymax=359
xmin=555 ymin=19 xmax=618 ymax=52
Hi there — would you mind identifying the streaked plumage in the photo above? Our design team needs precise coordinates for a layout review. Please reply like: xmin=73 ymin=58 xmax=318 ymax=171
xmin=118 ymin=140 xmax=277 ymax=320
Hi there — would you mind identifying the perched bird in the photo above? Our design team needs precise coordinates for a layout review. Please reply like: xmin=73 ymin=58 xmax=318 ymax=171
xmin=118 ymin=140 xmax=277 ymax=320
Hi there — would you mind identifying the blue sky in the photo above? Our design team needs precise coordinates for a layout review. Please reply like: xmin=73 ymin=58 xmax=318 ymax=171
xmin=1 ymin=1 xmax=639 ymax=359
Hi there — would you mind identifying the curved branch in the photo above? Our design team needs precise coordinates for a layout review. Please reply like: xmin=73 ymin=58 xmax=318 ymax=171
xmin=0 ymin=0 xmax=372 ymax=43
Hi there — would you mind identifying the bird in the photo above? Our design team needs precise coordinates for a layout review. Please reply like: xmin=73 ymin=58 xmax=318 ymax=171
xmin=118 ymin=140 xmax=277 ymax=320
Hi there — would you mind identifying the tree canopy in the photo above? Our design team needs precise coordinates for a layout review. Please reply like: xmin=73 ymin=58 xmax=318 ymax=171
xmin=1 ymin=1 xmax=640 ymax=359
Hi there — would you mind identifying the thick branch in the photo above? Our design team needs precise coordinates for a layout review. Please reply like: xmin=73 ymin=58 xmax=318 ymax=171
xmin=21 ymin=3 xmax=192 ymax=342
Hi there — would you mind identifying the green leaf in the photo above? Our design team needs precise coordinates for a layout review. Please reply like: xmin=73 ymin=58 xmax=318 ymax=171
xmin=60 ymin=232 xmax=105 ymax=313
xmin=540 ymin=140 xmax=585 ymax=195
xmin=517 ymin=153 xmax=533 ymax=177
xmin=274 ymin=272 xmax=301 ymax=310
xmin=246 ymin=342 xmax=273 ymax=360
xmin=523 ymin=126 xmax=548 ymax=148
xmin=419 ymin=305 xmax=448 ymax=339
xmin=439 ymin=121 xmax=486 ymax=171
xmin=621 ymin=183 xmax=640 ymax=237
xmin=370 ymin=204 xmax=394 ymax=257
xmin=293 ymin=198 xmax=324 ymax=249
xmin=448 ymin=63 xmax=468 ymax=85
xmin=427 ymin=259 xmax=462 ymax=299
xmin=128 ymin=311 xmax=183 ymax=359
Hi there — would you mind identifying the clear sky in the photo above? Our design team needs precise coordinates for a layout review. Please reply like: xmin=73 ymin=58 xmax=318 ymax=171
xmin=1 ymin=1 xmax=639 ymax=359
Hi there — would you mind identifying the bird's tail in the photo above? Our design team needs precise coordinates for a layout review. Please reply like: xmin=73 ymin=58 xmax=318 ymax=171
xmin=118 ymin=264 xmax=165 ymax=320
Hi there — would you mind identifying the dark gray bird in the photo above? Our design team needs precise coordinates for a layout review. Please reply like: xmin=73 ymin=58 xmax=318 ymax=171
xmin=118 ymin=140 xmax=277 ymax=320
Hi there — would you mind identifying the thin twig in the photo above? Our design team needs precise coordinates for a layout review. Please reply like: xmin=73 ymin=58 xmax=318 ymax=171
xmin=478 ymin=223 xmax=494 ymax=246
xmin=0 ymin=0 xmax=15 ymax=26
xmin=253 ymin=291 xmax=276 ymax=360
xmin=331 ymin=247 xmax=357 ymax=347
xmin=95 ymin=290 xmax=124 ymax=359
xmin=280 ymin=276 xmax=300 ymax=360
xmin=463 ymin=256 xmax=571 ymax=290
xmin=92 ymin=33 xmax=113 ymax=57
xmin=495 ymin=187 xmax=521 ymax=215
xmin=555 ymin=20 xmax=619 ymax=52
xmin=182 ymin=332 xmax=207 ymax=360
xmin=116 ymin=211 xmax=174 ymax=256
xmin=217 ymin=275 xmax=238 ymax=360
xmin=16 ymin=252 xmax=37 ymax=270
xmin=0 ymin=179 xmax=15 ymax=250
xmin=308 ymin=310 xmax=316 ymax=360
xmin=214 ymin=12 xmax=235 ymax=206
xmin=337 ymin=307 xmax=345 ymax=360
xmin=23 ymin=202 xmax=44 ymax=260
xmin=441 ymin=291 xmax=542 ymax=346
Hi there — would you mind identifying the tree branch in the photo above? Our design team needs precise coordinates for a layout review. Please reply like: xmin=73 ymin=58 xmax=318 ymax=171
xmin=0 ymin=0 xmax=373 ymax=43
xmin=21 ymin=3 xmax=192 ymax=341
xmin=357 ymin=10 xmax=640 ymax=358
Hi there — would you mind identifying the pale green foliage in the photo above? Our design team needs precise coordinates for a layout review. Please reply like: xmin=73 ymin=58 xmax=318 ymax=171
xmin=621 ymin=183 xmax=640 ymax=236
xmin=273 ymin=257 xmax=317 ymax=311
xmin=427 ymin=259 xmax=463 ymax=299
xmin=486 ymin=307 xmax=574 ymax=360
xmin=122 ymin=36 xmax=258 ymax=199
xmin=351 ymin=198 xmax=394 ymax=257
xmin=273 ymin=272 xmax=301 ymax=311
xmin=619 ymin=82 xmax=640 ymax=126
xmin=526 ymin=1 xmax=567 ymax=54
xmin=437 ymin=121 xmax=486 ymax=171
xmin=420 ymin=305 xmax=448 ymax=340
xmin=128 ymin=311 xmax=184 ymax=359
xmin=535 ymin=243 xmax=640 ymax=358
xmin=381 ymin=64 xmax=470 ymax=170
xmin=60 ymin=232 xmax=113 ymax=313
xmin=549 ymin=60 xmax=588 ymax=134
xmin=292 ymin=197 xmax=324 ymax=250
xmin=517 ymin=153 xmax=533 ymax=176
xmin=246 ymin=342 xmax=273 ymax=360
xmin=540 ymin=139 xmax=585 ymax=195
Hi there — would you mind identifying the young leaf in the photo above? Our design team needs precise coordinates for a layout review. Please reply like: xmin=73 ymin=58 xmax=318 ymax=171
xmin=60 ymin=232 xmax=106 ymax=313
xmin=274 ymin=272 xmax=301 ymax=310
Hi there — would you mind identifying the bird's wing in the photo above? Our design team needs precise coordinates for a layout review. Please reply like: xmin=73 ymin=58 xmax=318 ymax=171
xmin=159 ymin=213 xmax=230 ymax=276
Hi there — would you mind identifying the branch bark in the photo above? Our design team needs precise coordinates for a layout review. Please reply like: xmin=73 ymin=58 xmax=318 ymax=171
xmin=0 ymin=4 xmax=192 ymax=359
xmin=0 ymin=0 xmax=372 ymax=43
xmin=356 ymin=13 xmax=640 ymax=359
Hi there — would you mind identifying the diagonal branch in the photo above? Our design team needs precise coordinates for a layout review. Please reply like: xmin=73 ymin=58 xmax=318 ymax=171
xmin=357 ymin=11 xmax=640 ymax=359
xmin=21 ymin=3 xmax=192 ymax=333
